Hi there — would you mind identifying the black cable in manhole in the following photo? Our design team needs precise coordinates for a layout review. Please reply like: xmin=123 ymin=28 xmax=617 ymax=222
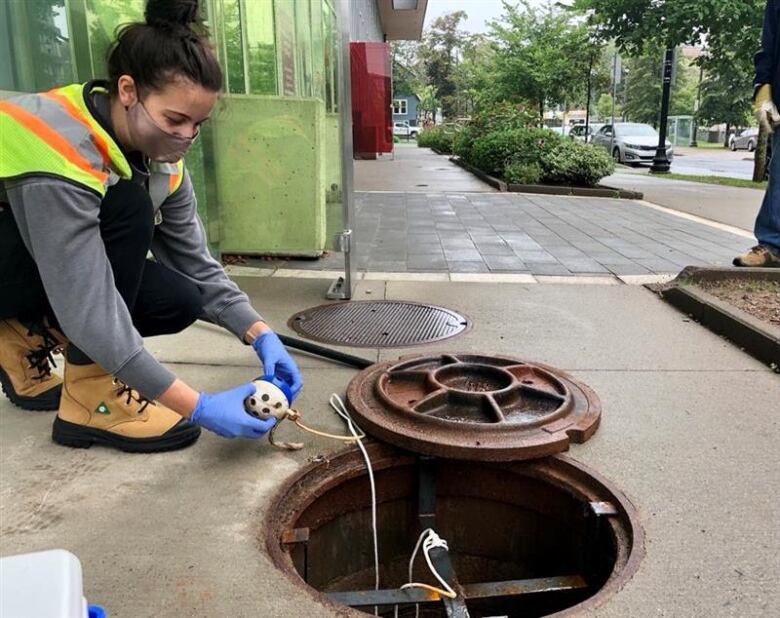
xmin=288 ymin=301 xmax=470 ymax=348
xmin=265 ymin=442 xmax=644 ymax=617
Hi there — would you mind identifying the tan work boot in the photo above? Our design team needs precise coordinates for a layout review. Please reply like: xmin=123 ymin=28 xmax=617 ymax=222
xmin=733 ymin=245 xmax=780 ymax=267
xmin=52 ymin=362 xmax=200 ymax=452
xmin=0 ymin=318 xmax=64 ymax=411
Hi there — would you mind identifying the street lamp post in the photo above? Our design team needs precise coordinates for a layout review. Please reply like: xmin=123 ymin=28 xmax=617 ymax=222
xmin=651 ymin=48 xmax=675 ymax=174
xmin=690 ymin=64 xmax=704 ymax=148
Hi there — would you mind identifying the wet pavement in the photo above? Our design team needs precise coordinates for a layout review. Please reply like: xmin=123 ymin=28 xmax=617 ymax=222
xmin=266 ymin=147 xmax=755 ymax=277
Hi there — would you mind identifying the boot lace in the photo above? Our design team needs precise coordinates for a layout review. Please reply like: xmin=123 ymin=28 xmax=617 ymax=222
xmin=24 ymin=325 xmax=63 ymax=382
xmin=112 ymin=378 xmax=154 ymax=415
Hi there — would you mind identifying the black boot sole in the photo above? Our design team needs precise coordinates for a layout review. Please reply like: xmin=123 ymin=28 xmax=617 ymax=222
xmin=52 ymin=416 xmax=201 ymax=453
xmin=0 ymin=367 xmax=61 ymax=411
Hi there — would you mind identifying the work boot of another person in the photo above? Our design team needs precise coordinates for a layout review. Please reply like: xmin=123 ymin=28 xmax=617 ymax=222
xmin=733 ymin=245 xmax=780 ymax=268
xmin=0 ymin=318 xmax=65 ymax=411
xmin=52 ymin=361 xmax=200 ymax=453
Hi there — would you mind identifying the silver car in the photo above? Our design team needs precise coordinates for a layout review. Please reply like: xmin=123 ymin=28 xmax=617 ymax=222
xmin=729 ymin=127 xmax=759 ymax=152
xmin=592 ymin=122 xmax=674 ymax=165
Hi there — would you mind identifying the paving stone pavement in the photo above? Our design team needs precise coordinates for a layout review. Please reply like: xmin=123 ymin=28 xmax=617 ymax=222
xmin=269 ymin=191 xmax=752 ymax=276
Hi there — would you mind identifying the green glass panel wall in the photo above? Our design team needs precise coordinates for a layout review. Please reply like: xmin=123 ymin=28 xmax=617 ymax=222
xmin=244 ymin=0 xmax=277 ymax=95
xmin=0 ymin=0 xmax=76 ymax=92
xmin=2 ymin=0 xmax=345 ymax=256
xmin=295 ymin=0 xmax=313 ymax=98
xmin=83 ymin=0 xmax=144 ymax=78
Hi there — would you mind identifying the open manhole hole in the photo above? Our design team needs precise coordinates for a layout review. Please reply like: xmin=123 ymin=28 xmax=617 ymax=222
xmin=266 ymin=442 xmax=643 ymax=617
xmin=288 ymin=301 xmax=470 ymax=348
xmin=346 ymin=353 xmax=600 ymax=461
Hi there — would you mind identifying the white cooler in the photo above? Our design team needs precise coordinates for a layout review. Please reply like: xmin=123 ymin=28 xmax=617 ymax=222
xmin=0 ymin=549 xmax=104 ymax=618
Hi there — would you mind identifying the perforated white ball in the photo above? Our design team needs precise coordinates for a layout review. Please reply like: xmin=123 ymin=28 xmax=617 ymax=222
xmin=244 ymin=379 xmax=289 ymax=421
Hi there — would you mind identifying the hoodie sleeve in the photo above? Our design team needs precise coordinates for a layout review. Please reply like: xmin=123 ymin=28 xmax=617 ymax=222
xmin=150 ymin=171 xmax=263 ymax=341
xmin=5 ymin=177 xmax=176 ymax=399
xmin=755 ymin=0 xmax=778 ymax=87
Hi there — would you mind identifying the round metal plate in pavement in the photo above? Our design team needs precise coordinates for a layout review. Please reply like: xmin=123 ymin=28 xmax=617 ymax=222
xmin=346 ymin=353 xmax=601 ymax=461
xmin=288 ymin=301 xmax=470 ymax=348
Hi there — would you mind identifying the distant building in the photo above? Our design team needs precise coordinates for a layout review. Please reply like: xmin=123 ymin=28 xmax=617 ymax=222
xmin=392 ymin=93 xmax=419 ymax=126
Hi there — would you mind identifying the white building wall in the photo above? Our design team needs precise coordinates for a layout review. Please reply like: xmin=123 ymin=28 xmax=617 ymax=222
xmin=350 ymin=0 xmax=384 ymax=41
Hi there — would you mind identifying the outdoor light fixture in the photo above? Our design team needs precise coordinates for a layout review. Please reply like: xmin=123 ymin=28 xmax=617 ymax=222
xmin=392 ymin=0 xmax=418 ymax=10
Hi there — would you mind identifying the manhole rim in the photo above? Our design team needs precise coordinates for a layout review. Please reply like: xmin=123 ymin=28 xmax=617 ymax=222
xmin=287 ymin=300 xmax=472 ymax=348
xmin=347 ymin=354 xmax=601 ymax=461
xmin=263 ymin=441 xmax=645 ymax=618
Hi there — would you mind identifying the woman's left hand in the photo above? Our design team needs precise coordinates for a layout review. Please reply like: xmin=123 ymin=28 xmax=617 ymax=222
xmin=251 ymin=331 xmax=303 ymax=401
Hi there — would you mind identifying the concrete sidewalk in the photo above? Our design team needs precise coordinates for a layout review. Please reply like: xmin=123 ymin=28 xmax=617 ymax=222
xmin=606 ymin=169 xmax=763 ymax=232
xmin=1 ymin=275 xmax=778 ymax=616
xmin=264 ymin=148 xmax=755 ymax=278
xmin=354 ymin=143 xmax=495 ymax=193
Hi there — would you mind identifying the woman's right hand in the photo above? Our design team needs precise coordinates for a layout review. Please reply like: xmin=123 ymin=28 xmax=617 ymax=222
xmin=191 ymin=383 xmax=276 ymax=439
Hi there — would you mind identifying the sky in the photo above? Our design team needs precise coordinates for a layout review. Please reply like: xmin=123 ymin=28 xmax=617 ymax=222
xmin=423 ymin=0 xmax=548 ymax=34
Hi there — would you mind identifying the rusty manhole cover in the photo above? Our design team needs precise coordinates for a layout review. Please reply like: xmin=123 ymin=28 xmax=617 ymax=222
xmin=288 ymin=301 xmax=469 ymax=348
xmin=346 ymin=353 xmax=600 ymax=460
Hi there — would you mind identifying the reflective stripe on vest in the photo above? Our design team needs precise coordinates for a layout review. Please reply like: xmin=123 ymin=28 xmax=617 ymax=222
xmin=148 ymin=159 xmax=185 ymax=213
xmin=0 ymin=83 xmax=131 ymax=196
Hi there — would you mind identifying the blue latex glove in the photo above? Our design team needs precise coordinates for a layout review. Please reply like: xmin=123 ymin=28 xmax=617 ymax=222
xmin=191 ymin=383 xmax=276 ymax=439
xmin=251 ymin=331 xmax=303 ymax=401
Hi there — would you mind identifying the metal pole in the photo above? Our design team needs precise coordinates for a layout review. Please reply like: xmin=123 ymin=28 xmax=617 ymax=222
xmin=585 ymin=52 xmax=593 ymax=141
xmin=609 ymin=51 xmax=617 ymax=154
xmin=651 ymin=48 xmax=674 ymax=174
xmin=327 ymin=0 xmax=356 ymax=300
xmin=691 ymin=64 xmax=703 ymax=147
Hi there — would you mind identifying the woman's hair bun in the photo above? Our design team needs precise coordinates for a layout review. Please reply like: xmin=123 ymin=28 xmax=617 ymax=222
xmin=145 ymin=0 xmax=202 ymax=30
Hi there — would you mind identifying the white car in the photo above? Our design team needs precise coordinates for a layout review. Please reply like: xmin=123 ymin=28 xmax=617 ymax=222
xmin=569 ymin=123 xmax=603 ymax=143
xmin=393 ymin=121 xmax=419 ymax=139
xmin=592 ymin=123 xmax=674 ymax=165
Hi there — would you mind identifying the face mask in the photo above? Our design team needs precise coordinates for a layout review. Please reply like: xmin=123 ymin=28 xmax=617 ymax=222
xmin=126 ymin=99 xmax=197 ymax=163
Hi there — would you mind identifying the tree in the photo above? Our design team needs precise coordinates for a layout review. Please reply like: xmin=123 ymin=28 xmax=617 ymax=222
xmin=391 ymin=40 xmax=422 ymax=96
xmin=417 ymin=11 xmax=468 ymax=118
xmin=417 ymin=84 xmax=440 ymax=124
xmin=572 ymin=0 xmax=765 ymax=171
xmin=452 ymin=34 xmax=498 ymax=114
xmin=596 ymin=93 xmax=620 ymax=121
xmin=621 ymin=51 xmax=696 ymax=126
xmin=490 ymin=1 xmax=598 ymax=123
xmin=571 ymin=0 xmax=761 ymax=52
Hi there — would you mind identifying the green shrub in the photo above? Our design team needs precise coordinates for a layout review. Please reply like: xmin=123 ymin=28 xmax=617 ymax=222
xmin=417 ymin=126 xmax=455 ymax=153
xmin=454 ymin=104 xmax=536 ymax=163
xmin=469 ymin=103 xmax=537 ymax=133
xmin=452 ymin=125 xmax=479 ymax=161
xmin=469 ymin=128 xmax=561 ymax=176
xmin=541 ymin=140 xmax=615 ymax=186
xmin=505 ymin=161 xmax=543 ymax=185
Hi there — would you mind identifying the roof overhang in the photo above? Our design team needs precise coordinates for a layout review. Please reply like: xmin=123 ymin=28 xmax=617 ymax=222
xmin=377 ymin=0 xmax=429 ymax=41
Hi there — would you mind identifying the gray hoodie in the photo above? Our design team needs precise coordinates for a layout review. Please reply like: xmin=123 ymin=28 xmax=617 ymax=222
xmin=2 ymin=173 xmax=261 ymax=400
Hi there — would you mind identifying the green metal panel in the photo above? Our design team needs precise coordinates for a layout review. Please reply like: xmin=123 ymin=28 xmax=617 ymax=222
xmin=213 ymin=96 xmax=326 ymax=255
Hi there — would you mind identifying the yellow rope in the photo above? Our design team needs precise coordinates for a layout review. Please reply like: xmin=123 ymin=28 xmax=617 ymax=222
xmin=266 ymin=408 xmax=365 ymax=450
xmin=400 ymin=582 xmax=457 ymax=599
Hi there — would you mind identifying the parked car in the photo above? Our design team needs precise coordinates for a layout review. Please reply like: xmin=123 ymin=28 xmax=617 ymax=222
xmin=547 ymin=126 xmax=570 ymax=137
xmin=591 ymin=122 xmax=673 ymax=165
xmin=393 ymin=121 xmax=419 ymax=139
xmin=729 ymin=127 xmax=759 ymax=151
xmin=569 ymin=123 xmax=603 ymax=143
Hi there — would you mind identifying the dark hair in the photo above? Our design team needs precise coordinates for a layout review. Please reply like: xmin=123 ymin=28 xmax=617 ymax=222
xmin=107 ymin=0 xmax=222 ymax=96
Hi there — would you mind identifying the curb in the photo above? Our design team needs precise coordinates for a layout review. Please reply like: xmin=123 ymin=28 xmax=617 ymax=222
xmin=652 ymin=266 xmax=780 ymax=371
xmin=449 ymin=157 xmax=643 ymax=199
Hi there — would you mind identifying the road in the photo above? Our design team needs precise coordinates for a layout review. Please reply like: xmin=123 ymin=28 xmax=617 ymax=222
xmin=612 ymin=146 xmax=756 ymax=180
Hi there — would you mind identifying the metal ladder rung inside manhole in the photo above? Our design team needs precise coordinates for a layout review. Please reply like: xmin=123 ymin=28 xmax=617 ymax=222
xmin=283 ymin=456 xmax=614 ymax=617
